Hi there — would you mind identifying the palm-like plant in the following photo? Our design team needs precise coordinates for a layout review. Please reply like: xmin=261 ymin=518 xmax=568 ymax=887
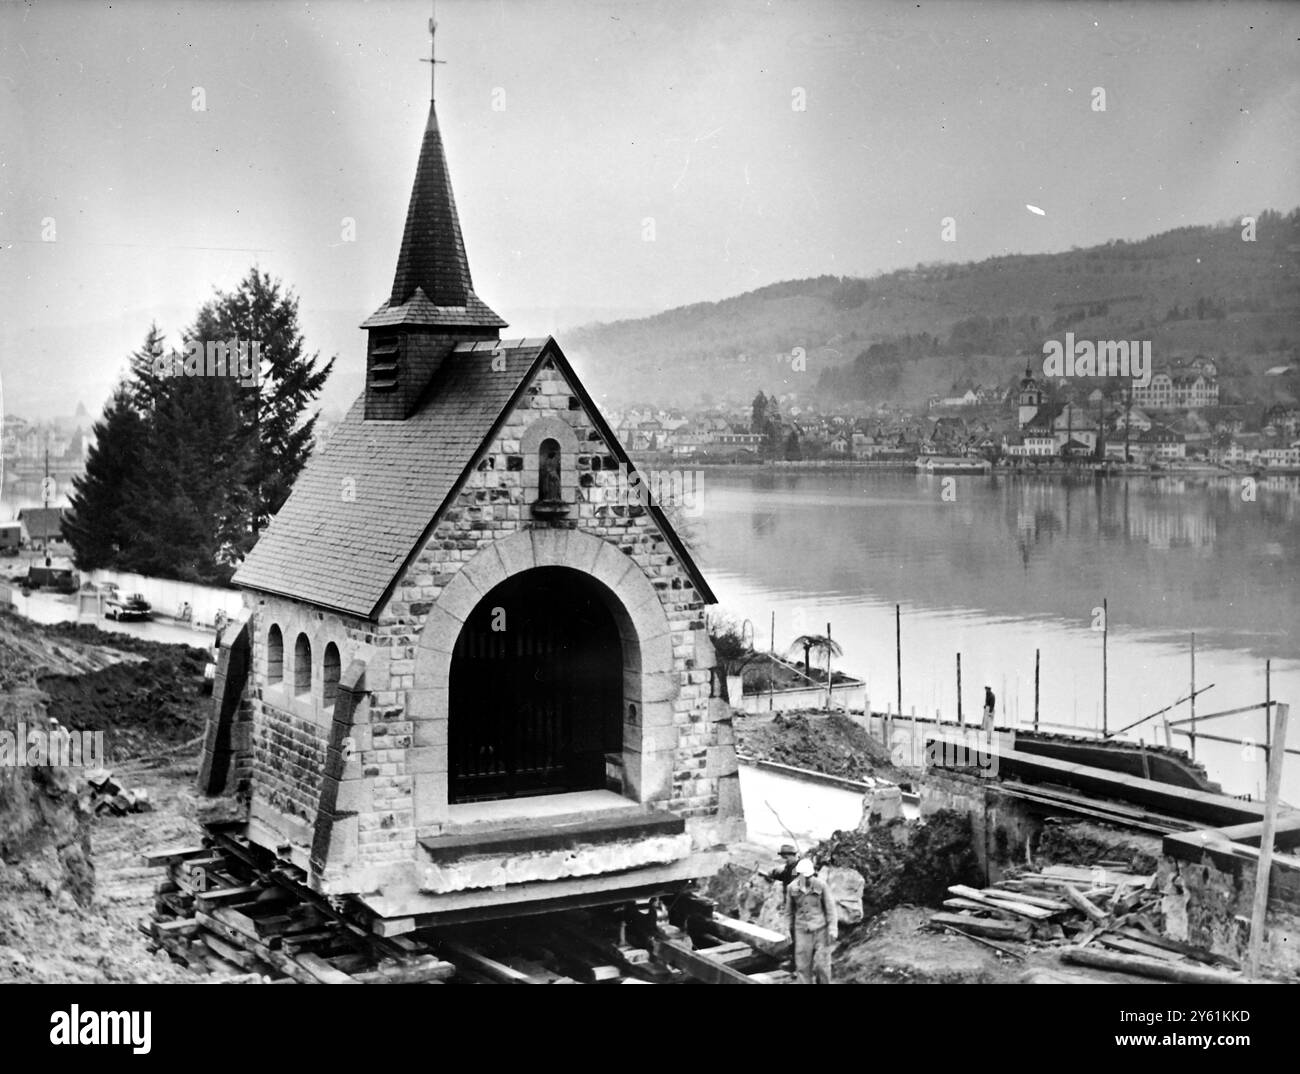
xmin=707 ymin=611 xmax=760 ymax=702
xmin=789 ymin=634 xmax=843 ymax=682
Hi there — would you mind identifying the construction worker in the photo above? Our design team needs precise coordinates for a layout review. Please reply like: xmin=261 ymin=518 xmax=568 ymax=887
xmin=786 ymin=858 xmax=837 ymax=984
xmin=766 ymin=844 xmax=798 ymax=888
xmin=983 ymin=685 xmax=996 ymax=734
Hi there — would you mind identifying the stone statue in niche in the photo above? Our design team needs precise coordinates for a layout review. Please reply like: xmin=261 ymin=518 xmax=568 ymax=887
xmin=533 ymin=437 xmax=568 ymax=517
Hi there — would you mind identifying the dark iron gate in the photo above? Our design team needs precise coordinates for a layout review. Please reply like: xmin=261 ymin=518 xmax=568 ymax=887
xmin=448 ymin=567 xmax=623 ymax=803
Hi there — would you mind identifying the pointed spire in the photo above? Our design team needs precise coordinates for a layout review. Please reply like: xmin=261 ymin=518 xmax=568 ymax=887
xmin=388 ymin=103 xmax=476 ymax=309
xmin=362 ymin=17 xmax=504 ymax=332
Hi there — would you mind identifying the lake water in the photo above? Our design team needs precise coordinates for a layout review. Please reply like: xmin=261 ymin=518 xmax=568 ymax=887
xmin=692 ymin=469 xmax=1300 ymax=806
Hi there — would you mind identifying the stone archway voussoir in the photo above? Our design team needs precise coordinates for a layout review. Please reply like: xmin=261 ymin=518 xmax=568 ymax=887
xmin=413 ymin=648 xmax=451 ymax=691
xmin=559 ymin=530 xmax=603 ymax=576
xmin=589 ymin=541 xmax=636 ymax=595
xmin=417 ymin=605 xmax=465 ymax=655
xmin=530 ymin=527 xmax=570 ymax=569
xmin=459 ymin=543 xmax=508 ymax=596
xmin=638 ymin=630 xmax=676 ymax=677
xmin=492 ymin=530 xmax=537 ymax=579
xmin=435 ymin=560 xmax=492 ymax=624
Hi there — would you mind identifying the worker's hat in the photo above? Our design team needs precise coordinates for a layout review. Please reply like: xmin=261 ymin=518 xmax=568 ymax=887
xmin=794 ymin=858 xmax=815 ymax=877
xmin=778 ymin=844 xmax=797 ymax=857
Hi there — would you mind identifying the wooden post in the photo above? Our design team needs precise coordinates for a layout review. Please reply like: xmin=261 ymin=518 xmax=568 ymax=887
xmin=826 ymin=621 xmax=833 ymax=710
xmin=1189 ymin=632 xmax=1196 ymax=761
xmin=1102 ymin=598 xmax=1108 ymax=736
xmin=1034 ymin=649 xmax=1040 ymax=731
xmin=1248 ymin=702 xmax=1290 ymax=979
xmin=1264 ymin=660 xmax=1272 ymax=772
xmin=956 ymin=652 xmax=963 ymax=726
xmin=911 ymin=705 xmax=919 ymax=769
xmin=895 ymin=603 xmax=902 ymax=719
xmin=769 ymin=610 xmax=775 ymax=713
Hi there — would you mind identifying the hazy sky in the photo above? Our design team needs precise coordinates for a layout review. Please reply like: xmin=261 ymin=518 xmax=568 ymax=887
xmin=2 ymin=0 xmax=1297 ymax=418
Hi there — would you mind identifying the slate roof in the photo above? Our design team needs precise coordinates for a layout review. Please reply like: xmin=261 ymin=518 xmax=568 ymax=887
xmin=17 ymin=507 xmax=66 ymax=539
xmin=362 ymin=101 xmax=505 ymax=330
xmin=361 ymin=288 xmax=506 ymax=329
xmin=235 ymin=339 xmax=544 ymax=617
xmin=234 ymin=338 xmax=716 ymax=618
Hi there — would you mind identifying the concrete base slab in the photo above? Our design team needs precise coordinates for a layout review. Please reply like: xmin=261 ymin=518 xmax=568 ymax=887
xmin=356 ymin=850 xmax=728 ymax=923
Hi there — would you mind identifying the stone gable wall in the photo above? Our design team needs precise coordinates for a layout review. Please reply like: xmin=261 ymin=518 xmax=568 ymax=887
xmin=240 ymin=353 xmax=741 ymax=892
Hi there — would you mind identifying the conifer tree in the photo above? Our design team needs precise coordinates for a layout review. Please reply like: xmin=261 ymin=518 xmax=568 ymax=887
xmin=188 ymin=267 xmax=334 ymax=549
xmin=117 ymin=373 xmax=252 ymax=583
xmin=64 ymin=381 xmax=146 ymax=570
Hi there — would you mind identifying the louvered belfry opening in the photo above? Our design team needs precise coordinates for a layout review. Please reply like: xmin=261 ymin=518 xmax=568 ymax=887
xmin=363 ymin=328 xmax=499 ymax=421
xmin=448 ymin=567 xmax=624 ymax=803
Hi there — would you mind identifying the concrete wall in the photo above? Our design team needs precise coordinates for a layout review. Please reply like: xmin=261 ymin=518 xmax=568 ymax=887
xmin=88 ymin=569 xmax=244 ymax=628
xmin=736 ymin=681 xmax=866 ymax=714
xmin=917 ymin=771 xmax=1037 ymax=882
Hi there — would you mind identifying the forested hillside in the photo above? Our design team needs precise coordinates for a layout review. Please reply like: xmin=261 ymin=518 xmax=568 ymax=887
xmin=564 ymin=209 xmax=1300 ymax=408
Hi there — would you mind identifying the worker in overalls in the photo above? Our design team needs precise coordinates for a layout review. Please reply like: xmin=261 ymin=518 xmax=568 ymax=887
xmin=786 ymin=858 xmax=837 ymax=984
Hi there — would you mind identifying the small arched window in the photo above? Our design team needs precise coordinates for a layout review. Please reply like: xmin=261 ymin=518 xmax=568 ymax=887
xmin=538 ymin=437 xmax=561 ymax=502
xmin=293 ymin=634 xmax=312 ymax=696
xmin=267 ymin=625 xmax=284 ymax=685
xmin=323 ymin=643 xmax=341 ymax=707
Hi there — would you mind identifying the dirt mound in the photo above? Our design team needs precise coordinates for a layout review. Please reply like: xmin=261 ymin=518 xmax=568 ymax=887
xmin=736 ymin=711 xmax=900 ymax=781
xmin=0 ymin=608 xmax=210 ymax=909
xmin=38 ymin=649 xmax=209 ymax=762
xmin=41 ymin=617 xmax=212 ymax=662
xmin=834 ymin=905 xmax=1019 ymax=984
xmin=816 ymin=811 xmax=982 ymax=919
xmin=0 ymin=613 xmax=129 ymax=690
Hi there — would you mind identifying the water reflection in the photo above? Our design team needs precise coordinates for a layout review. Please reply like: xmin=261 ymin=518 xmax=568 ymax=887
xmin=694 ymin=471 xmax=1300 ymax=801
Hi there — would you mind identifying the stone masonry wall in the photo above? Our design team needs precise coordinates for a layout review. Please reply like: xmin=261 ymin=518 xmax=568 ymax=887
xmin=244 ymin=593 xmax=376 ymax=869
xmin=351 ymin=354 xmax=734 ymax=873
xmin=240 ymin=351 xmax=741 ymax=887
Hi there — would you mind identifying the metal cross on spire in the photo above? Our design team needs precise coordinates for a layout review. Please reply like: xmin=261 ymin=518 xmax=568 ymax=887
xmin=419 ymin=8 xmax=446 ymax=102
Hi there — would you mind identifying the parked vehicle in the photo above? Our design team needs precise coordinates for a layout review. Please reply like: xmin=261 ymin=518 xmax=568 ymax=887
xmin=26 ymin=565 xmax=79 ymax=593
xmin=0 ymin=523 xmax=22 ymax=555
xmin=105 ymin=591 xmax=152 ymax=621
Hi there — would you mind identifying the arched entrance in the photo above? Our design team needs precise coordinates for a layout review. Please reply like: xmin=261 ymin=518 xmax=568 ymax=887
xmin=448 ymin=566 xmax=623 ymax=803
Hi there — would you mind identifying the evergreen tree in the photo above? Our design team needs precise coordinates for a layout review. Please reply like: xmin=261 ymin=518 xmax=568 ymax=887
xmin=118 ymin=373 xmax=252 ymax=584
xmin=750 ymin=391 xmax=768 ymax=434
xmin=188 ymin=267 xmax=334 ymax=551
xmin=64 ymin=382 xmax=146 ymax=570
xmin=127 ymin=323 xmax=172 ymax=410
xmin=64 ymin=274 xmax=331 ymax=582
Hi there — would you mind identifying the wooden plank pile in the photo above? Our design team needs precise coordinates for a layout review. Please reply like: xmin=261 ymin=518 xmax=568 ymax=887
xmin=432 ymin=903 xmax=792 ymax=985
xmin=927 ymin=863 xmax=1243 ymax=981
xmin=142 ymin=831 xmax=791 ymax=985
xmin=141 ymin=834 xmax=455 ymax=984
